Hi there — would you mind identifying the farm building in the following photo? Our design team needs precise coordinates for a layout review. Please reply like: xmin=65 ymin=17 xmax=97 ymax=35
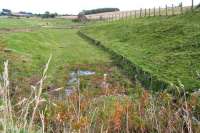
xmin=12 ymin=12 xmax=33 ymax=17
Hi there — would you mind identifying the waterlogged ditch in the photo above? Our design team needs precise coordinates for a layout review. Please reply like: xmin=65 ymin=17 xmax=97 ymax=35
xmin=49 ymin=63 xmax=134 ymax=100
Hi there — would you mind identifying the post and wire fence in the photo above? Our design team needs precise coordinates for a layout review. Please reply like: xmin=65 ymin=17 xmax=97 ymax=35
xmin=85 ymin=3 xmax=192 ymax=23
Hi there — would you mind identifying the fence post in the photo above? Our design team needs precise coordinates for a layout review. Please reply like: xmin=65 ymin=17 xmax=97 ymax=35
xmin=130 ymin=11 xmax=132 ymax=18
xmin=135 ymin=10 xmax=137 ymax=18
xmin=165 ymin=5 xmax=168 ymax=16
xmin=149 ymin=8 xmax=151 ymax=16
xmin=154 ymin=7 xmax=156 ymax=16
xmin=140 ymin=8 xmax=142 ymax=17
xmin=159 ymin=6 xmax=161 ymax=16
xmin=192 ymin=0 xmax=194 ymax=10
xmin=180 ymin=2 xmax=183 ymax=14
xmin=172 ymin=4 xmax=174 ymax=15
xmin=145 ymin=8 xmax=146 ymax=16
xmin=129 ymin=11 xmax=132 ymax=19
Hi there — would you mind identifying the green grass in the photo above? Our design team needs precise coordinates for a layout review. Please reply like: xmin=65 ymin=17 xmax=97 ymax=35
xmin=0 ymin=17 xmax=74 ymax=28
xmin=0 ymin=26 xmax=110 ymax=87
xmin=82 ymin=11 xmax=200 ymax=90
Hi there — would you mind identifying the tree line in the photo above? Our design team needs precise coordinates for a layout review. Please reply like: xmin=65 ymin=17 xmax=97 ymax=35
xmin=79 ymin=8 xmax=120 ymax=15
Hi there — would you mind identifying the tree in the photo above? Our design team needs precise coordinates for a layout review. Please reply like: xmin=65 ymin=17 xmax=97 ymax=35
xmin=42 ymin=11 xmax=57 ymax=18
xmin=2 ymin=9 xmax=11 ymax=16
xmin=79 ymin=8 xmax=120 ymax=15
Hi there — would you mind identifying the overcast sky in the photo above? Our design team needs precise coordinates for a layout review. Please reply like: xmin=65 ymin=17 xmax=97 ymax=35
xmin=0 ymin=0 xmax=198 ymax=14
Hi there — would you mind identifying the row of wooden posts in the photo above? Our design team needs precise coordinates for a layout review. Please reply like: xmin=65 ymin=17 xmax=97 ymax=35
xmin=106 ymin=4 xmax=184 ymax=21
xmin=87 ymin=3 xmax=187 ymax=22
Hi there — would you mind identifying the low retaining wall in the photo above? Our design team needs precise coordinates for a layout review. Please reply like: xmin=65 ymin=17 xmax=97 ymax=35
xmin=78 ymin=31 xmax=171 ymax=91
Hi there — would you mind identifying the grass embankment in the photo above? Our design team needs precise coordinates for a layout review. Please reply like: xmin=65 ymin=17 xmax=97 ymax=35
xmin=82 ymin=10 xmax=200 ymax=91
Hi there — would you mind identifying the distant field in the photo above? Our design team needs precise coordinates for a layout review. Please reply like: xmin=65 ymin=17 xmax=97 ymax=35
xmin=0 ymin=17 xmax=74 ymax=28
xmin=82 ymin=10 xmax=200 ymax=90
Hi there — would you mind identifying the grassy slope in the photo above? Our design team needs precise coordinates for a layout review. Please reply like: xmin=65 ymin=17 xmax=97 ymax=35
xmin=0 ymin=20 xmax=110 ymax=86
xmin=82 ymin=11 xmax=200 ymax=90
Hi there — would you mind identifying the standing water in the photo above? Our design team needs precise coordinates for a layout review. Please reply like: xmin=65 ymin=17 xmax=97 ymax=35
xmin=64 ymin=70 xmax=95 ymax=97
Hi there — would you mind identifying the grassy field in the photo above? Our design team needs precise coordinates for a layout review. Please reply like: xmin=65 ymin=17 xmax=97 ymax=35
xmin=0 ymin=18 xmax=113 ymax=89
xmin=0 ymin=14 xmax=199 ymax=133
xmin=82 ymin=10 xmax=200 ymax=91
xmin=0 ymin=17 xmax=74 ymax=28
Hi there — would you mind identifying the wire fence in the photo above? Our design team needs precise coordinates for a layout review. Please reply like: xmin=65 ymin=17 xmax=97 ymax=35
xmin=85 ymin=3 xmax=192 ymax=22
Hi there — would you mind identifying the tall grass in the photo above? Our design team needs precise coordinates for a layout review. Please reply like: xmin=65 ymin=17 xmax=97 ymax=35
xmin=0 ymin=56 xmax=51 ymax=132
xmin=0 ymin=58 xmax=199 ymax=132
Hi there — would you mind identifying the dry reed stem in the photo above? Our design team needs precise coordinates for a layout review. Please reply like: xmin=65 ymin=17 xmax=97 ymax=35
xmin=28 ymin=55 xmax=52 ymax=131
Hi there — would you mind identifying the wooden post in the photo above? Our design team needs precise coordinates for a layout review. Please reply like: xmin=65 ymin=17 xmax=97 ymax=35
xmin=166 ymin=5 xmax=168 ymax=16
xmin=124 ymin=12 xmax=126 ymax=19
xmin=172 ymin=4 xmax=174 ymax=15
xmin=140 ymin=8 xmax=142 ymax=17
xmin=130 ymin=11 xmax=133 ymax=18
xmin=192 ymin=0 xmax=194 ymax=10
xmin=124 ymin=12 xmax=126 ymax=20
xmin=130 ymin=11 xmax=132 ymax=18
xmin=135 ymin=10 xmax=137 ymax=18
xmin=159 ymin=6 xmax=161 ymax=16
xmin=154 ymin=7 xmax=156 ymax=16
xmin=180 ymin=2 xmax=183 ymax=14
xmin=145 ymin=8 xmax=147 ymax=16
xmin=149 ymin=8 xmax=151 ymax=16
xmin=129 ymin=11 xmax=131 ymax=19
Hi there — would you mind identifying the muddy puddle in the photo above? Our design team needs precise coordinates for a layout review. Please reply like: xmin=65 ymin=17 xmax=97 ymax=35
xmin=65 ymin=70 xmax=96 ymax=96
